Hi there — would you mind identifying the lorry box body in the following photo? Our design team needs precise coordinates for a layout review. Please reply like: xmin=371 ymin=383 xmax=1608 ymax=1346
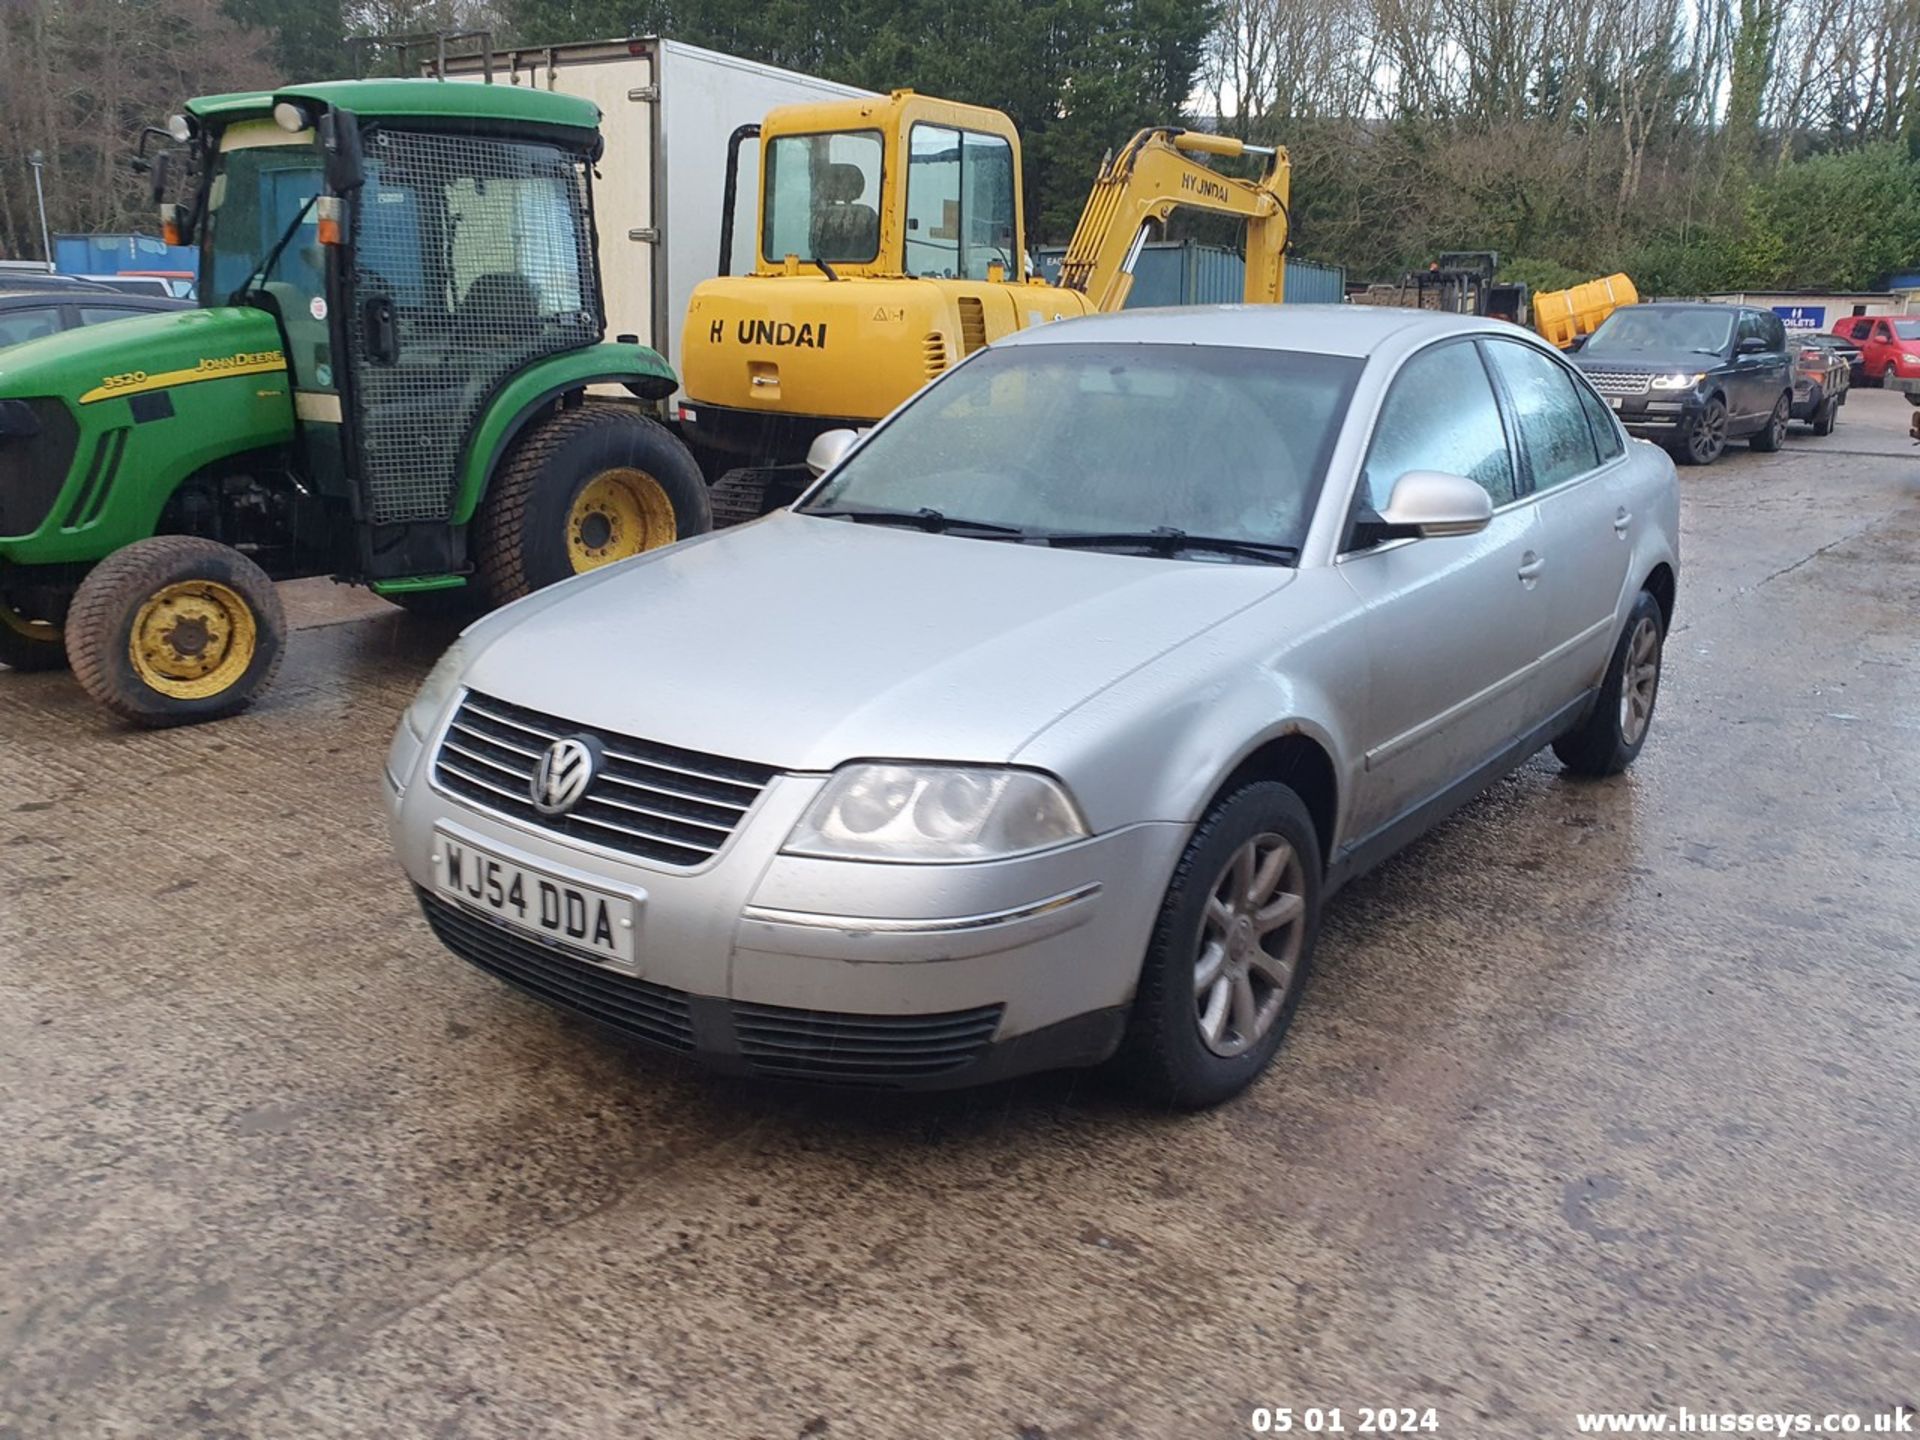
xmin=438 ymin=38 xmax=871 ymax=380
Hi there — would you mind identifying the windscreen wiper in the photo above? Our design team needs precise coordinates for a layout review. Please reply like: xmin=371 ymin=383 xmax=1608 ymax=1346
xmin=227 ymin=195 xmax=319 ymax=306
xmin=1043 ymin=527 xmax=1299 ymax=564
xmin=802 ymin=505 xmax=1028 ymax=536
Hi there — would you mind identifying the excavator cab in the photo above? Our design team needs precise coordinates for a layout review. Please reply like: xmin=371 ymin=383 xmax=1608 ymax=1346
xmin=679 ymin=91 xmax=1291 ymax=523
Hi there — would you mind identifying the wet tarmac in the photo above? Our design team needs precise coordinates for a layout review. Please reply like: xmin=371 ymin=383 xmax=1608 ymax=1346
xmin=3 ymin=391 xmax=1917 ymax=1438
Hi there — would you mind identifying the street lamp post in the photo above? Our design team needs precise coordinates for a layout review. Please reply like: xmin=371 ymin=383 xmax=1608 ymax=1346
xmin=28 ymin=150 xmax=53 ymax=268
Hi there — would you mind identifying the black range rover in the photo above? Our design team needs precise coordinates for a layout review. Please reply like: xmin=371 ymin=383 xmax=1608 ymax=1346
xmin=1573 ymin=303 xmax=1794 ymax=465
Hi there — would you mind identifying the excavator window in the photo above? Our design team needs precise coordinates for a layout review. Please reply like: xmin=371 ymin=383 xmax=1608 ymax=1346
xmin=904 ymin=126 xmax=1015 ymax=282
xmin=761 ymin=130 xmax=883 ymax=265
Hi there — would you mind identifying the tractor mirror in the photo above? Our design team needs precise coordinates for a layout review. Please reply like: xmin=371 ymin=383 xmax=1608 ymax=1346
xmin=148 ymin=149 xmax=171 ymax=204
xmin=319 ymin=110 xmax=366 ymax=193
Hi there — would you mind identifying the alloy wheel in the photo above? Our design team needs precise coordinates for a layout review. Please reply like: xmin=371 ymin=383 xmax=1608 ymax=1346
xmin=1688 ymin=405 xmax=1726 ymax=463
xmin=1193 ymin=833 xmax=1306 ymax=1058
xmin=1618 ymin=616 xmax=1662 ymax=746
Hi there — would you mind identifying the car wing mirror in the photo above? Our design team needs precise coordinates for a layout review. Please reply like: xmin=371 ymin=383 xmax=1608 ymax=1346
xmin=1736 ymin=336 xmax=1768 ymax=355
xmin=1376 ymin=470 xmax=1494 ymax=540
xmin=805 ymin=427 xmax=859 ymax=477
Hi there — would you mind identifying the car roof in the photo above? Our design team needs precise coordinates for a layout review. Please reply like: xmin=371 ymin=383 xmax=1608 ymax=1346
xmin=997 ymin=304 xmax=1527 ymax=358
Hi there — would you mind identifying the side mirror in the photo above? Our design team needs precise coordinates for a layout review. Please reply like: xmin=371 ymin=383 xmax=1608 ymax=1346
xmin=1736 ymin=336 xmax=1768 ymax=355
xmin=805 ymin=428 xmax=858 ymax=477
xmin=1377 ymin=470 xmax=1493 ymax=540
xmin=148 ymin=149 xmax=172 ymax=204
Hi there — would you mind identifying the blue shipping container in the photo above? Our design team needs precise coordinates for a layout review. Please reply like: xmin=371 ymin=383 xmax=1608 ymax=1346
xmin=1034 ymin=241 xmax=1344 ymax=306
xmin=54 ymin=232 xmax=197 ymax=280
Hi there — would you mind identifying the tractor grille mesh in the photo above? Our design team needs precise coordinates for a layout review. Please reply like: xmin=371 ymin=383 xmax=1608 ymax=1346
xmin=350 ymin=128 xmax=599 ymax=525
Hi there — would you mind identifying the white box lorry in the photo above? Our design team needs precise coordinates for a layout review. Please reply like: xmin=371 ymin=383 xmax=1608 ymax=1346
xmin=437 ymin=37 xmax=871 ymax=375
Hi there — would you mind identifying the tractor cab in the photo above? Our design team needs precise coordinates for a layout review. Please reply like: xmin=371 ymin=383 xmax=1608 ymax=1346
xmin=742 ymin=91 xmax=1026 ymax=283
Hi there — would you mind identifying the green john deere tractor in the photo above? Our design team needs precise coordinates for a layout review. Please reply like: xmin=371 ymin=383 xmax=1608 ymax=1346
xmin=0 ymin=79 xmax=708 ymax=725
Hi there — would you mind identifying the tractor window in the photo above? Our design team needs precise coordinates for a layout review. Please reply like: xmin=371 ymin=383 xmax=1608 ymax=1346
xmin=205 ymin=139 xmax=326 ymax=307
xmin=761 ymin=130 xmax=883 ymax=266
xmin=905 ymin=127 xmax=1016 ymax=281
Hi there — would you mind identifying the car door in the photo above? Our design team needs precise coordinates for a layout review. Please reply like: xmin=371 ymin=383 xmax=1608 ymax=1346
xmin=1866 ymin=320 xmax=1895 ymax=379
xmin=1481 ymin=337 xmax=1636 ymax=713
xmin=1337 ymin=338 xmax=1549 ymax=843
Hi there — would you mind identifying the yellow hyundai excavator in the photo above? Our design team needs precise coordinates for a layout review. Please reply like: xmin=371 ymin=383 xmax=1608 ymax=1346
xmin=675 ymin=90 xmax=1291 ymax=521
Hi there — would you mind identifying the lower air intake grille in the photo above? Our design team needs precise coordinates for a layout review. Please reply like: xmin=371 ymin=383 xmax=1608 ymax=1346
xmin=419 ymin=890 xmax=695 ymax=1052
xmin=733 ymin=1001 xmax=1004 ymax=1085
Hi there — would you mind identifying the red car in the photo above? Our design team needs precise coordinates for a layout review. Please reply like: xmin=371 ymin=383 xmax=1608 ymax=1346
xmin=1830 ymin=315 xmax=1920 ymax=402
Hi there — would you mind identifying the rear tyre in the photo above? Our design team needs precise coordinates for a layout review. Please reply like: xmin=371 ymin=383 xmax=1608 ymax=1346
xmin=473 ymin=402 xmax=709 ymax=608
xmin=1749 ymin=393 xmax=1790 ymax=451
xmin=65 ymin=536 xmax=286 ymax=728
xmin=1552 ymin=590 xmax=1665 ymax=778
xmin=1118 ymin=782 xmax=1321 ymax=1109
xmin=0 ymin=595 xmax=68 ymax=672
xmin=1811 ymin=395 xmax=1839 ymax=437
xmin=1674 ymin=397 xmax=1728 ymax=466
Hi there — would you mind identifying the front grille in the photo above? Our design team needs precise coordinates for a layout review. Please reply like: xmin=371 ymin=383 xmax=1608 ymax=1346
xmin=1582 ymin=368 xmax=1652 ymax=397
xmin=419 ymin=890 xmax=695 ymax=1051
xmin=733 ymin=1000 xmax=1004 ymax=1085
xmin=433 ymin=691 xmax=775 ymax=868
xmin=0 ymin=398 xmax=80 ymax=539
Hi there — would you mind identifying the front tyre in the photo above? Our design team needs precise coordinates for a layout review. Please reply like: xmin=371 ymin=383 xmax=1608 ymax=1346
xmin=0 ymin=594 xmax=68 ymax=672
xmin=1552 ymin=590 xmax=1665 ymax=778
xmin=472 ymin=402 xmax=709 ymax=607
xmin=1119 ymin=782 xmax=1322 ymax=1109
xmin=1749 ymin=392 xmax=1790 ymax=451
xmin=64 ymin=537 xmax=286 ymax=727
xmin=1673 ymin=397 xmax=1728 ymax=466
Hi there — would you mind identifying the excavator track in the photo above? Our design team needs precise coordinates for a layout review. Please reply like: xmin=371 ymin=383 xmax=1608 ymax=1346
xmin=709 ymin=467 xmax=810 ymax=528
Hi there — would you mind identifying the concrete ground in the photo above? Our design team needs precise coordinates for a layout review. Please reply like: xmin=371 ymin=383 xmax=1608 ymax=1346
xmin=3 ymin=391 xmax=1917 ymax=1440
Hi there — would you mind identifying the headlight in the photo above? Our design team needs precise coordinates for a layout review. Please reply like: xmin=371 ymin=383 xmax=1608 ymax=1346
xmin=1649 ymin=372 xmax=1703 ymax=390
xmin=785 ymin=764 xmax=1088 ymax=863
xmin=403 ymin=636 xmax=473 ymax=739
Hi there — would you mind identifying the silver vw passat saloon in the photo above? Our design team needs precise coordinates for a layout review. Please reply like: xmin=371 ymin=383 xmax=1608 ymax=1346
xmin=386 ymin=307 xmax=1679 ymax=1108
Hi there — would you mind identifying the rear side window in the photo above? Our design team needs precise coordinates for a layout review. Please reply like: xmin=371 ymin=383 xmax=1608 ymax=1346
xmin=0 ymin=306 xmax=61 ymax=346
xmin=77 ymin=306 xmax=144 ymax=327
xmin=1361 ymin=340 xmax=1517 ymax=511
xmin=1574 ymin=378 xmax=1625 ymax=461
xmin=1482 ymin=339 xmax=1602 ymax=491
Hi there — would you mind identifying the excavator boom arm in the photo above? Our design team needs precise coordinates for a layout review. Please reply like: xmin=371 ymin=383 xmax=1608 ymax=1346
xmin=1056 ymin=129 xmax=1291 ymax=312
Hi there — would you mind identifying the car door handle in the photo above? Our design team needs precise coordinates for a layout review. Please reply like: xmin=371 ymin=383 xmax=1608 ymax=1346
xmin=1613 ymin=509 xmax=1632 ymax=534
xmin=1516 ymin=552 xmax=1546 ymax=582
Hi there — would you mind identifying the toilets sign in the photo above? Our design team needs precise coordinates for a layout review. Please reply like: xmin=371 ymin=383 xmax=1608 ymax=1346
xmin=1772 ymin=304 xmax=1826 ymax=331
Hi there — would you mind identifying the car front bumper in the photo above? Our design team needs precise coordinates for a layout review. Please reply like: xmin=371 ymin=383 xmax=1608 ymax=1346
xmin=1606 ymin=393 xmax=1700 ymax=436
xmin=384 ymin=708 xmax=1185 ymax=1089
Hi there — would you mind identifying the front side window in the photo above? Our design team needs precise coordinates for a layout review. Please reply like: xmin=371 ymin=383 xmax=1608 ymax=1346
xmin=1484 ymin=340 xmax=1602 ymax=491
xmin=0 ymin=306 xmax=60 ymax=346
xmin=903 ymin=126 xmax=1016 ymax=280
xmin=204 ymin=129 xmax=326 ymax=306
xmin=1361 ymin=341 xmax=1516 ymax=512
xmin=802 ymin=343 xmax=1359 ymax=552
xmin=762 ymin=130 xmax=883 ymax=265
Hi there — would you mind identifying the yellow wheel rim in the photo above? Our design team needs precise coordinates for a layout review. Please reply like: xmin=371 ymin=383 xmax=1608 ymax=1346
xmin=566 ymin=467 xmax=677 ymax=573
xmin=128 ymin=580 xmax=258 ymax=700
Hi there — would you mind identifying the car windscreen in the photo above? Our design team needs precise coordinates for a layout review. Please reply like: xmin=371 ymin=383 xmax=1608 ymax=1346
xmin=799 ymin=342 xmax=1360 ymax=552
xmin=1584 ymin=308 xmax=1734 ymax=357
xmin=1894 ymin=320 xmax=1920 ymax=341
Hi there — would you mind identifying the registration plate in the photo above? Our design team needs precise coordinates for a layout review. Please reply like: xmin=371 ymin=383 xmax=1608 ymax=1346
xmin=1608 ymin=396 xmax=1623 ymax=409
xmin=435 ymin=834 xmax=636 ymax=968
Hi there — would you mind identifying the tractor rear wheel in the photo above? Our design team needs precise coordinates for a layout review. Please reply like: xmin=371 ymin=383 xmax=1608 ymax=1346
xmin=0 ymin=594 xmax=68 ymax=672
xmin=472 ymin=402 xmax=708 ymax=607
xmin=65 ymin=536 xmax=286 ymax=727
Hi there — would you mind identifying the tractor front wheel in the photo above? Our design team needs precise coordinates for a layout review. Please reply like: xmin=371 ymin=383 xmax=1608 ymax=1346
xmin=472 ymin=402 xmax=709 ymax=607
xmin=0 ymin=594 xmax=68 ymax=673
xmin=65 ymin=537 xmax=287 ymax=727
